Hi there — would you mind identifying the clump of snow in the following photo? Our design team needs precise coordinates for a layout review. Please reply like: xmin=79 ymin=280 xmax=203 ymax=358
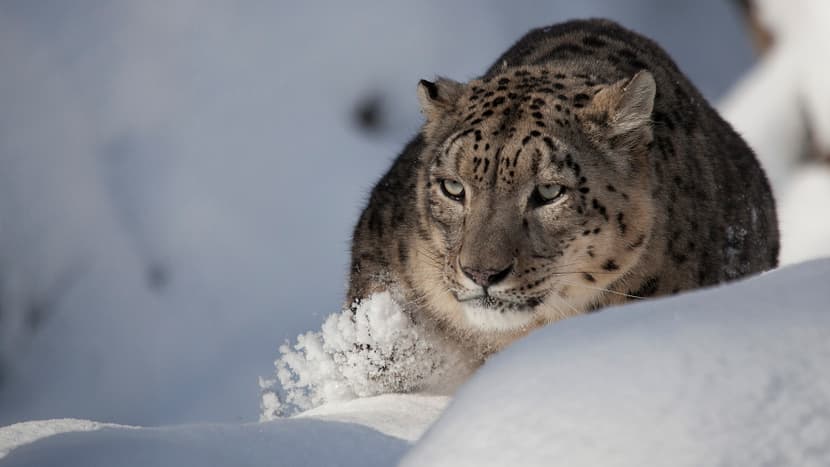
xmin=260 ymin=292 xmax=473 ymax=419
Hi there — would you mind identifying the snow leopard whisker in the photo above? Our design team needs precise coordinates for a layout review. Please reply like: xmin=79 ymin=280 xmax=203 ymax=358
xmin=549 ymin=293 xmax=581 ymax=317
xmin=554 ymin=278 xmax=644 ymax=300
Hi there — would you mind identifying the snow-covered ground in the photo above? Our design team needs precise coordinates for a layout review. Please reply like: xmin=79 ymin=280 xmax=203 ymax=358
xmin=404 ymin=259 xmax=830 ymax=466
xmin=0 ymin=414 xmax=410 ymax=467
xmin=1 ymin=259 xmax=828 ymax=465
xmin=0 ymin=394 xmax=447 ymax=465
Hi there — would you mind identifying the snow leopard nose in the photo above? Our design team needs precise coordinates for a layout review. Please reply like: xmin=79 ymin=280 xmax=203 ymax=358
xmin=461 ymin=264 xmax=513 ymax=288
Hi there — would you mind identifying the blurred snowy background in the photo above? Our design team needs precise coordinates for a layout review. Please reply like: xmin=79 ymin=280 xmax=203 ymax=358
xmin=0 ymin=0 xmax=826 ymax=428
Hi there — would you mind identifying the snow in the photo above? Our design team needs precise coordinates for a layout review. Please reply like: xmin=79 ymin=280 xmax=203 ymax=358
xmin=722 ymin=0 xmax=830 ymax=164
xmin=0 ymin=419 xmax=134 ymax=460
xmin=0 ymin=394 xmax=446 ymax=465
xmin=752 ymin=0 xmax=830 ymax=153
xmin=296 ymin=393 xmax=450 ymax=442
xmin=0 ymin=416 xmax=409 ymax=467
xmin=260 ymin=292 xmax=472 ymax=418
xmin=777 ymin=166 xmax=830 ymax=263
xmin=719 ymin=0 xmax=830 ymax=265
xmin=403 ymin=259 xmax=830 ymax=466
xmin=1 ymin=260 xmax=828 ymax=465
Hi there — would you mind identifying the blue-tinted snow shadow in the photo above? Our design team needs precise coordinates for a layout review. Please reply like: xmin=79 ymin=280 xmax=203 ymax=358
xmin=2 ymin=418 xmax=408 ymax=467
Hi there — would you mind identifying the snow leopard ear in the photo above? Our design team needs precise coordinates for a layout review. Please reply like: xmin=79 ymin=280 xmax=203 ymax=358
xmin=586 ymin=70 xmax=656 ymax=148
xmin=611 ymin=70 xmax=656 ymax=136
xmin=417 ymin=77 xmax=464 ymax=122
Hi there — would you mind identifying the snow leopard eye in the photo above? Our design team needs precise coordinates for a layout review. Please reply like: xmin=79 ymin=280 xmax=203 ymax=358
xmin=440 ymin=179 xmax=465 ymax=201
xmin=533 ymin=183 xmax=566 ymax=205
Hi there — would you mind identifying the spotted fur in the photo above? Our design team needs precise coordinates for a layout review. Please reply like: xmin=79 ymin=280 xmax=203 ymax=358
xmin=348 ymin=19 xmax=779 ymax=359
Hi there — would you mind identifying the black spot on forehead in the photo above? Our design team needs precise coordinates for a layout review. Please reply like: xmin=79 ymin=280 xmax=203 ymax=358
xmin=456 ymin=75 xmax=592 ymax=155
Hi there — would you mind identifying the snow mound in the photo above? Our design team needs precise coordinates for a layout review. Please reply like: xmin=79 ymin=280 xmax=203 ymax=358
xmin=3 ymin=262 xmax=829 ymax=466
xmin=0 ymin=419 xmax=134 ymax=460
xmin=0 ymin=417 xmax=408 ymax=467
xmin=0 ymin=394 xmax=448 ymax=465
xmin=403 ymin=259 xmax=830 ymax=466
xmin=296 ymin=393 xmax=450 ymax=442
xmin=260 ymin=292 xmax=472 ymax=418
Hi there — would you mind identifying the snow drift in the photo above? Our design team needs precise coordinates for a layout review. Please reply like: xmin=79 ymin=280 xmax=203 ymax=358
xmin=2 ymin=259 xmax=828 ymax=466
xmin=0 ymin=416 xmax=409 ymax=467
xmin=403 ymin=258 xmax=830 ymax=466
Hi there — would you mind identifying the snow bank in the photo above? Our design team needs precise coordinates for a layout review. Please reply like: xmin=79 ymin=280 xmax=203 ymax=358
xmin=2 ymin=260 xmax=828 ymax=465
xmin=403 ymin=259 xmax=830 ymax=466
xmin=260 ymin=292 xmax=472 ymax=418
xmin=0 ymin=419 xmax=134 ymax=460
xmin=0 ymin=416 xmax=408 ymax=467
xmin=0 ymin=393 xmax=447 ymax=465
xmin=0 ymin=393 xmax=448 ymax=465
xmin=295 ymin=393 xmax=450 ymax=442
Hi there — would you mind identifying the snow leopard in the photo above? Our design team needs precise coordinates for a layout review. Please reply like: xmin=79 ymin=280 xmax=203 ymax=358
xmin=347 ymin=19 xmax=779 ymax=360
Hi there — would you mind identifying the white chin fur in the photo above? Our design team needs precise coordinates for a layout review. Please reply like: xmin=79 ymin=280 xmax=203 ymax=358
xmin=461 ymin=304 xmax=538 ymax=332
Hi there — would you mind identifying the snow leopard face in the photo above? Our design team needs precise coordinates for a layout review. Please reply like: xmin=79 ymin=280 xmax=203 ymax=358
xmin=410 ymin=68 xmax=658 ymax=334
